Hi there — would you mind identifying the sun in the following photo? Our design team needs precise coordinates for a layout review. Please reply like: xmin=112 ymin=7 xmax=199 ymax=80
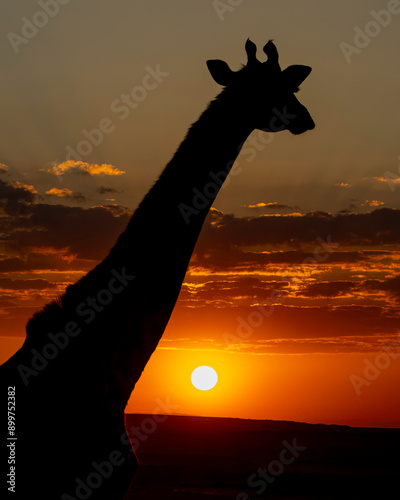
xmin=191 ymin=366 xmax=218 ymax=391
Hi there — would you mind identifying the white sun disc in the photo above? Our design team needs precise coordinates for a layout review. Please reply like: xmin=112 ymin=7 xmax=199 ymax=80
xmin=191 ymin=366 xmax=218 ymax=391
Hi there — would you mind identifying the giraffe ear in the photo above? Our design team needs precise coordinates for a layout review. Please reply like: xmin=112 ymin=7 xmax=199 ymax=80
xmin=281 ymin=65 xmax=312 ymax=91
xmin=206 ymin=60 xmax=235 ymax=86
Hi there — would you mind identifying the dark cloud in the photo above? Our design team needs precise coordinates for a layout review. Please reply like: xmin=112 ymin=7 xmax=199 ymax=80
xmin=195 ymin=208 xmax=400 ymax=256
xmin=6 ymin=204 xmax=131 ymax=260
xmin=97 ymin=186 xmax=120 ymax=195
xmin=363 ymin=276 xmax=400 ymax=299
xmin=0 ymin=278 xmax=57 ymax=290
xmin=191 ymin=248 xmax=378 ymax=271
xmin=0 ymin=179 xmax=35 ymax=215
xmin=73 ymin=193 xmax=86 ymax=203
xmin=0 ymin=255 xmax=89 ymax=273
xmin=301 ymin=281 xmax=356 ymax=297
xmin=0 ymin=179 xmax=132 ymax=263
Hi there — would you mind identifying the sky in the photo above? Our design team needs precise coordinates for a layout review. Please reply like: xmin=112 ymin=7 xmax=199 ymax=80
xmin=1 ymin=0 xmax=400 ymax=427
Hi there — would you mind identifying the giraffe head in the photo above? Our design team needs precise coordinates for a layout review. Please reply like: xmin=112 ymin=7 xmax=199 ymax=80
xmin=206 ymin=39 xmax=315 ymax=135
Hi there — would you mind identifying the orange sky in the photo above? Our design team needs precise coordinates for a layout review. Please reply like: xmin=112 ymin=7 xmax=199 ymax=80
xmin=1 ymin=0 xmax=400 ymax=428
xmin=1 ymin=221 xmax=400 ymax=427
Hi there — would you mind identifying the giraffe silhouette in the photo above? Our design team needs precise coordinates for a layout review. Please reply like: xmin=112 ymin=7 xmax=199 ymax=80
xmin=0 ymin=40 xmax=314 ymax=499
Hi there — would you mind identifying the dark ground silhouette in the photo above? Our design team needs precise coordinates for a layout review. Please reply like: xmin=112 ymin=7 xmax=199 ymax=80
xmin=125 ymin=414 xmax=400 ymax=500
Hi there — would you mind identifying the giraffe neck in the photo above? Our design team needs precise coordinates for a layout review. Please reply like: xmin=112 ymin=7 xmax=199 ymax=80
xmin=100 ymin=90 xmax=255 ymax=401
xmin=129 ymin=89 xmax=254 ymax=235
xmin=106 ymin=88 xmax=255 ymax=291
